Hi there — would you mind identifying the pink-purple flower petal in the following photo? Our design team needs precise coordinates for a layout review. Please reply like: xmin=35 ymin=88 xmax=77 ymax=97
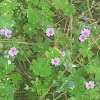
xmin=61 ymin=51 xmax=65 ymax=56
xmin=51 ymin=57 xmax=60 ymax=66
xmin=79 ymin=35 xmax=86 ymax=42
xmin=8 ymin=47 xmax=18 ymax=56
xmin=86 ymin=81 xmax=94 ymax=89
xmin=81 ymin=28 xmax=90 ymax=37
xmin=46 ymin=27 xmax=54 ymax=37
xmin=8 ymin=60 xmax=11 ymax=65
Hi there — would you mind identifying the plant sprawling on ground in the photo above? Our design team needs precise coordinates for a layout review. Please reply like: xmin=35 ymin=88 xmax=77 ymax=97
xmin=0 ymin=0 xmax=100 ymax=100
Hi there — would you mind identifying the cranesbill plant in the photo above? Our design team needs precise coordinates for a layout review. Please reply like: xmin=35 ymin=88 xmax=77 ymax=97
xmin=0 ymin=0 xmax=100 ymax=100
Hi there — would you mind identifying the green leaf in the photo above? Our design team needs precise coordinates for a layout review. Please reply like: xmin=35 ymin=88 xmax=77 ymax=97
xmin=38 ymin=0 xmax=51 ymax=8
xmin=0 ymin=57 xmax=15 ymax=79
xmin=0 ymin=80 xmax=16 ymax=100
xmin=32 ymin=36 xmax=50 ymax=53
xmin=24 ymin=84 xmax=30 ymax=90
xmin=64 ymin=4 xmax=76 ymax=16
xmin=11 ymin=73 xmax=21 ymax=88
xmin=54 ymin=27 xmax=62 ymax=40
xmin=86 ymin=59 xmax=100 ymax=74
xmin=52 ymin=0 xmax=68 ymax=10
xmin=30 ymin=57 xmax=52 ymax=77
xmin=79 ymin=42 xmax=93 ymax=58
xmin=85 ymin=87 xmax=99 ymax=100
xmin=32 ymin=78 xmax=49 ymax=96
xmin=0 ymin=14 xmax=15 ymax=30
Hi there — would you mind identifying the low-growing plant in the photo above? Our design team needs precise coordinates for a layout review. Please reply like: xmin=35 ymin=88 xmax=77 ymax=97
xmin=0 ymin=0 xmax=100 ymax=100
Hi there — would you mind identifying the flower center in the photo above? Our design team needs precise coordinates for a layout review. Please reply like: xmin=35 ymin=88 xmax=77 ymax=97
xmin=49 ymin=31 xmax=52 ymax=34
xmin=84 ymin=32 xmax=87 ymax=35
xmin=12 ymin=50 xmax=15 ymax=52
xmin=88 ymin=84 xmax=91 ymax=87
xmin=7 ymin=33 xmax=10 ymax=36
xmin=54 ymin=60 xmax=57 ymax=63
xmin=82 ymin=36 xmax=84 ymax=39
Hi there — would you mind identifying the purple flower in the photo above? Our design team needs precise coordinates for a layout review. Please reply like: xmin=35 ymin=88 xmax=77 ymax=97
xmin=52 ymin=80 xmax=57 ymax=85
xmin=51 ymin=57 xmax=60 ymax=66
xmin=56 ymin=88 xmax=60 ymax=93
xmin=61 ymin=51 xmax=65 ymax=56
xmin=79 ymin=34 xmax=86 ymax=42
xmin=63 ymin=60 xmax=69 ymax=67
xmin=4 ymin=54 xmax=9 ymax=58
xmin=64 ymin=63 xmax=68 ymax=67
xmin=81 ymin=28 xmax=90 ymax=37
xmin=46 ymin=27 xmax=54 ymax=37
xmin=0 ymin=28 xmax=12 ymax=37
xmin=86 ymin=81 xmax=94 ymax=89
xmin=41 ymin=10 xmax=42 ymax=14
xmin=40 ymin=22 xmax=44 ymax=26
xmin=0 ymin=29 xmax=5 ymax=35
xmin=95 ymin=82 xmax=99 ymax=86
xmin=8 ymin=47 xmax=18 ymax=56
xmin=29 ymin=76 xmax=33 ymax=79
xmin=68 ymin=84 xmax=75 ymax=90
xmin=72 ymin=64 xmax=77 ymax=67
xmin=5 ymin=28 xmax=12 ymax=37
xmin=68 ymin=81 xmax=75 ymax=90
xmin=8 ymin=60 xmax=11 ymax=65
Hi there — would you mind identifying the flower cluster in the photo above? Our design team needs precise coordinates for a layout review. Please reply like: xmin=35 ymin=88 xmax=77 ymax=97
xmin=4 ymin=47 xmax=17 ymax=70
xmin=2 ymin=27 xmax=18 ymax=68
xmin=79 ymin=28 xmax=90 ymax=42
xmin=4 ymin=54 xmax=11 ymax=66
xmin=51 ymin=51 xmax=66 ymax=66
xmin=1 ymin=28 xmax=18 ymax=67
xmin=51 ymin=51 xmax=77 ymax=67
xmin=63 ymin=60 xmax=77 ymax=68
xmin=86 ymin=81 xmax=94 ymax=89
xmin=4 ymin=47 xmax=18 ymax=66
xmin=0 ymin=28 xmax=12 ymax=37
